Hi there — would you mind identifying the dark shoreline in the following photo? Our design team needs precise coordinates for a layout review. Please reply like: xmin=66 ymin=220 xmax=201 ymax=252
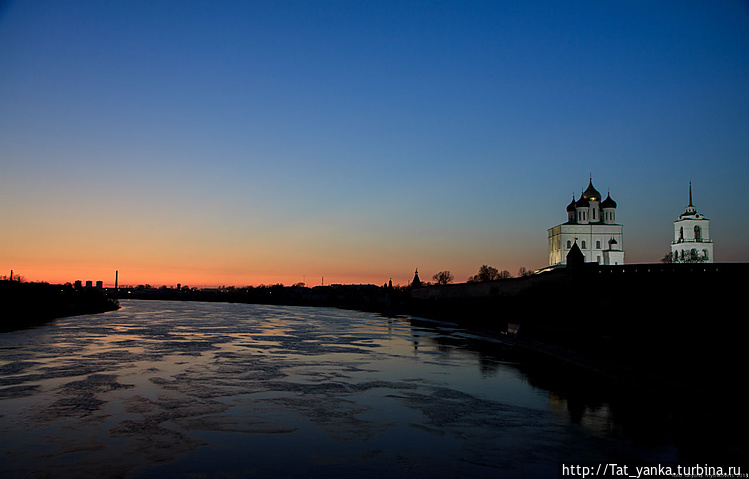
xmin=0 ymin=280 xmax=120 ymax=332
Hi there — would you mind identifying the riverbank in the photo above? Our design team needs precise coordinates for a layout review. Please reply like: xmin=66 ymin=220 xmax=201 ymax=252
xmin=408 ymin=263 xmax=748 ymax=391
xmin=410 ymin=263 xmax=749 ymax=463
xmin=0 ymin=280 xmax=120 ymax=331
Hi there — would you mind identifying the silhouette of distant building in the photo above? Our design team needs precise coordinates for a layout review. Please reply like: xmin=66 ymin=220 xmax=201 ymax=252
xmin=671 ymin=182 xmax=713 ymax=263
xmin=411 ymin=269 xmax=422 ymax=288
xmin=548 ymin=178 xmax=624 ymax=266
xmin=566 ymin=239 xmax=585 ymax=267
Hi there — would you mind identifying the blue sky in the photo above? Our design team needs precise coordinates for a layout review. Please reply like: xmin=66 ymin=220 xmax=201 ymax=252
xmin=1 ymin=0 xmax=748 ymax=286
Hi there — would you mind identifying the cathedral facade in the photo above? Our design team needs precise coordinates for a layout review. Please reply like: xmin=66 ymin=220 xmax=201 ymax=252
xmin=671 ymin=183 xmax=713 ymax=263
xmin=548 ymin=179 xmax=625 ymax=266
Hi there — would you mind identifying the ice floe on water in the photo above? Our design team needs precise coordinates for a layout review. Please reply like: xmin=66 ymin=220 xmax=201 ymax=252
xmin=0 ymin=299 xmax=674 ymax=478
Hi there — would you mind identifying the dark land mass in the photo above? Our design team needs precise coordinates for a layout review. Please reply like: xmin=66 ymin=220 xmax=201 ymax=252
xmin=123 ymin=282 xmax=405 ymax=314
xmin=0 ymin=280 xmax=120 ymax=331
xmin=409 ymin=262 xmax=749 ymax=465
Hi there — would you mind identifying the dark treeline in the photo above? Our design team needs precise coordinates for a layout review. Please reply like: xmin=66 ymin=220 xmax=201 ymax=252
xmin=124 ymin=283 xmax=411 ymax=316
xmin=0 ymin=280 xmax=120 ymax=331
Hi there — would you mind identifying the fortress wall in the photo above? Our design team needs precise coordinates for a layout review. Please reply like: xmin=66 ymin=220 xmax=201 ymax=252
xmin=411 ymin=263 xmax=747 ymax=301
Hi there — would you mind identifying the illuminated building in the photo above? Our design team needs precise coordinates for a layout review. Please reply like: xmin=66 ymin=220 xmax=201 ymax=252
xmin=548 ymin=178 xmax=624 ymax=266
xmin=671 ymin=182 xmax=713 ymax=263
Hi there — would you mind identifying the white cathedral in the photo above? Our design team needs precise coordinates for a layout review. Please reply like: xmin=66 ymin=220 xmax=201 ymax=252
xmin=548 ymin=178 xmax=625 ymax=266
xmin=670 ymin=182 xmax=713 ymax=263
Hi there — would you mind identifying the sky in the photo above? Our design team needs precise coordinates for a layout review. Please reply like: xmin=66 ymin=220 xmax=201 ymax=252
xmin=1 ymin=0 xmax=748 ymax=288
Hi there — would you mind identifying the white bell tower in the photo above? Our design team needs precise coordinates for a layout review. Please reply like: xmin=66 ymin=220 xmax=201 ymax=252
xmin=671 ymin=182 xmax=713 ymax=263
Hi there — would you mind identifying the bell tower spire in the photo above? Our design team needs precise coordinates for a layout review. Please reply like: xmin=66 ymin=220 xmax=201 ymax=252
xmin=685 ymin=181 xmax=697 ymax=215
xmin=688 ymin=181 xmax=693 ymax=207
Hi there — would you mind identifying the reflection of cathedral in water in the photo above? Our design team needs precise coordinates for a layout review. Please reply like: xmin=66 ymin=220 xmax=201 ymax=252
xmin=548 ymin=393 xmax=616 ymax=437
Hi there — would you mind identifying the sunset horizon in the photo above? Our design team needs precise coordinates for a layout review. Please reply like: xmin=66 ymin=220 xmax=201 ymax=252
xmin=3 ymin=260 xmax=530 ymax=289
xmin=3 ymin=1 xmax=748 ymax=292
xmin=3 ymin=2 xmax=748 ymax=474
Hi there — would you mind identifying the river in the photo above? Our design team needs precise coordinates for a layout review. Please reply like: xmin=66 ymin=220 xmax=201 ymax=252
xmin=0 ymin=299 xmax=701 ymax=477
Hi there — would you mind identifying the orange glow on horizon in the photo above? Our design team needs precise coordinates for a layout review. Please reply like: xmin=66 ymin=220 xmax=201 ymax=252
xmin=0 ymin=260 xmax=545 ymax=289
xmin=2 ymin=229 xmax=546 ymax=289
xmin=2 ymin=265 xmax=417 ymax=289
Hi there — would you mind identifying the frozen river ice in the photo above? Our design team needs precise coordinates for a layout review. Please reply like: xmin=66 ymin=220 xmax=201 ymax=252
xmin=0 ymin=300 xmax=676 ymax=477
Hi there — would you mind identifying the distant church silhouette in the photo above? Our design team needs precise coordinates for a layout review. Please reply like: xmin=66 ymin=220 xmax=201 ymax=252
xmin=411 ymin=269 xmax=421 ymax=288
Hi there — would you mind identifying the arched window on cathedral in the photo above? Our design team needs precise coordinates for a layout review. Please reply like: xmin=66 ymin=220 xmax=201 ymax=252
xmin=581 ymin=240 xmax=586 ymax=249
xmin=596 ymin=240 xmax=601 ymax=249
xmin=679 ymin=227 xmax=684 ymax=242
xmin=566 ymin=240 xmax=571 ymax=248
xmin=694 ymin=225 xmax=702 ymax=242
xmin=703 ymin=249 xmax=709 ymax=260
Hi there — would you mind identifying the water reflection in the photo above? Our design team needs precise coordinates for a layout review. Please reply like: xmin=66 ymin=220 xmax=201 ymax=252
xmin=0 ymin=300 xmax=731 ymax=478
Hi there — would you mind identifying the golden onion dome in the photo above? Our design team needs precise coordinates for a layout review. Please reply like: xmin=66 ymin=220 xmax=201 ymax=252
xmin=582 ymin=179 xmax=601 ymax=202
